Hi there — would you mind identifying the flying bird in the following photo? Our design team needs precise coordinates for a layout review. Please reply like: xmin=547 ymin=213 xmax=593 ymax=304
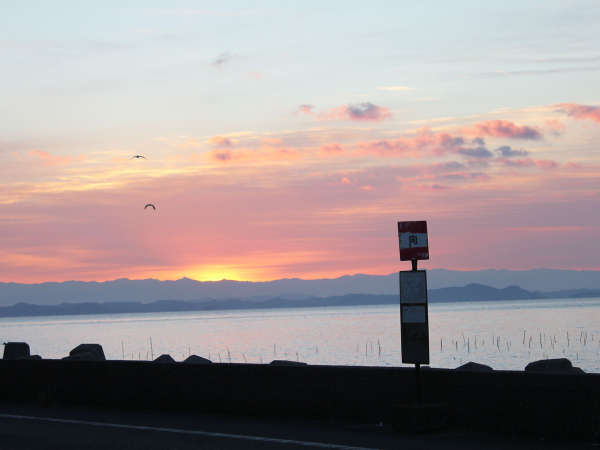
xmin=131 ymin=155 xmax=146 ymax=159
xmin=144 ymin=203 xmax=156 ymax=210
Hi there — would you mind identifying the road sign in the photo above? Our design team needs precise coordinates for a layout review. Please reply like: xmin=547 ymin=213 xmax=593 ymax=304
xmin=398 ymin=221 xmax=429 ymax=261
xmin=399 ymin=271 xmax=427 ymax=303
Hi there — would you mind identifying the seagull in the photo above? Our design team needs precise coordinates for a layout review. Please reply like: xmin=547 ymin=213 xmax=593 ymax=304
xmin=131 ymin=155 xmax=146 ymax=159
xmin=144 ymin=203 xmax=156 ymax=210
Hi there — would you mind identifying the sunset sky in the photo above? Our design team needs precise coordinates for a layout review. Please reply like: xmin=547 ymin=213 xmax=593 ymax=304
xmin=1 ymin=1 xmax=599 ymax=283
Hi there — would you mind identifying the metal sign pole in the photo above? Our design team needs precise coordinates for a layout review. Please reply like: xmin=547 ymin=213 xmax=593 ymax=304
xmin=394 ymin=221 xmax=448 ymax=432
xmin=412 ymin=258 xmax=422 ymax=404
xmin=398 ymin=221 xmax=430 ymax=404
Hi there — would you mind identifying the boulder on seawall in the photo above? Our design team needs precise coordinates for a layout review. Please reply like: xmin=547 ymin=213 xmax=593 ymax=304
xmin=455 ymin=361 xmax=493 ymax=372
xmin=269 ymin=360 xmax=307 ymax=366
xmin=525 ymin=358 xmax=584 ymax=374
xmin=183 ymin=355 xmax=211 ymax=365
xmin=154 ymin=354 xmax=176 ymax=364
xmin=3 ymin=342 xmax=30 ymax=360
xmin=63 ymin=344 xmax=106 ymax=361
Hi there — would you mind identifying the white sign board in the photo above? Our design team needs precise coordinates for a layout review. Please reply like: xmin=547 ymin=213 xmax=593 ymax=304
xmin=399 ymin=270 xmax=427 ymax=304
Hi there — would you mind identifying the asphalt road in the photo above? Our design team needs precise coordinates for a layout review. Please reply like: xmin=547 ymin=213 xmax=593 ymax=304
xmin=0 ymin=403 xmax=591 ymax=450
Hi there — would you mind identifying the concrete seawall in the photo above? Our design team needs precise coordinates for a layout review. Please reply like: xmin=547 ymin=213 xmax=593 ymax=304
xmin=0 ymin=360 xmax=598 ymax=439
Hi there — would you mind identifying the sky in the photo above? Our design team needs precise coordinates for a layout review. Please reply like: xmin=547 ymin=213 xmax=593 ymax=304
xmin=1 ymin=1 xmax=600 ymax=283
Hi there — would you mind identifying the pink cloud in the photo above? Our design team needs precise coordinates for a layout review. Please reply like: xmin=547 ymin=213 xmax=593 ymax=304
xmin=209 ymin=146 xmax=302 ymax=163
xmin=321 ymin=102 xmax=392 ymax=122
xmin=340 ymin=177 xmax=351 ymax=184
xmin=534 ymin=159 xmax=559 ymax=170
xmin=565 ymin=161 xmax=583 ymax=169
xmin=358 ymin=128 xmax=464 ymax=157
xmin=360 ymin=185 xmax=375 ymax=191
xmin=319 ymin=143 xmax=344 ymax=155
xmin=556 ymin=103 xmax=600 ymax=123
xmin=298 ymin=104 xmax=315 ymax=115
xmin=262 ymin=137 xmax=283 ymax=145
xmin=209 ymin=136 xmax=234 ymax=148
xmin=545 ymin=119 xmax=566 ymax=135
xmin=29 ymin=150 xmax=75 ymax=166
xmin=500 ymin=158 xmax=559 ymax=170
xmin=212 ymin=150 xmax=233 ymax=161
xmin=405 ymin=183 xmax=451 ymax=192
xmin=248 ymin=71 xmax=264 ymax=80
xmin=464 ymin=120 xmax=542 ymax=140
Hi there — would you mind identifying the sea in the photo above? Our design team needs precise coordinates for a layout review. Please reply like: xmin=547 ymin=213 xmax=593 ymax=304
xmin=1 ymin=297 xmax=598 ymax=373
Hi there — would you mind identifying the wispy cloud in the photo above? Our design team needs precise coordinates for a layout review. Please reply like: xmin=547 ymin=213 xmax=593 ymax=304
xmin=500 ymin=158 xmax=559 ymax=170
xmin=545 ymin=119 xmax=566 ymax=135
xmin=464 ymin=120 xmax=542 ymax=140
xmin=319 ymin=143 xmax=344 ymax=155
xmin=298 ymin=104 xmax=315 ymax=115
xmin=322 ymin=103 xmax=392 ymax=122
xmin=29 ymin=150 xmax=78 ymax=167
xmin=209 ymin=146 xmax=302 ymax=164
xmin=495 ymin=145 xmax=528 ymax=158
xmin=212 ymin=52 xmax=233 ymax=67
xmin=376 ymin=86 xmax=415 ymax=91
xmin=358 ymin=128 xmax=464 ymax=157
xmin=209 ymin=136 xmax=234 ymax=148
xmin=479 ymin=66 xmax=600 ymax=77
xmin=299 ymin=103 xmax=392 ymax=122
xmin=556 ymin=103 xmax=600 ymax=124
xmin=458 ymin=145 xmax=494 ymax=159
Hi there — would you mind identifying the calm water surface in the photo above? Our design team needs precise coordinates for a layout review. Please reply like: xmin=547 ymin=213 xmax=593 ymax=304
xmin=0 ymin=298 xmax=598 ymax=372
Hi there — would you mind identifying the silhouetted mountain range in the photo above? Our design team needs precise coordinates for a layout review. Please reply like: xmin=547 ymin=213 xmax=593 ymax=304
xmin=1 ymin=269 xmax=600 ymax=307
xmin=0 ymin=283 xmax=597 ymax=318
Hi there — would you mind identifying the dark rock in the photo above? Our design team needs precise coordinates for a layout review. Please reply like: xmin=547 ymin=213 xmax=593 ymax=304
xmin=455 ymin=361 xmax=493 ymax=372
xmin=68 ymin=344 xmax=105 ymax=361
xmin=183 ymin=355 xmax=211 ymax=365
xmin=525 ymin=358 xmax=584 ymax=373
xmin=269 ymin=360 xmax=307 ymax=366
xmin=154 ymin=354 xmax=176 ymax=363
xmin=3 ymin=342 xmax=30 ymax=360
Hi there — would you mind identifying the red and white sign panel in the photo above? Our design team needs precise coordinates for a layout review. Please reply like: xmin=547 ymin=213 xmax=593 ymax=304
xmin=398 ymin=221 xmax=429 ymax=261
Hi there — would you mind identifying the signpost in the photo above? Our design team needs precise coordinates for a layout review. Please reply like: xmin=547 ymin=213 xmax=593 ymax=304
xmin=398 ymin=220 xmax=430 ymax=402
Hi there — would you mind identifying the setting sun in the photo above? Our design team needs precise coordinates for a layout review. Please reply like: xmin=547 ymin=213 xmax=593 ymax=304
xmin=184 ymin=265 xmax=257 ymax=282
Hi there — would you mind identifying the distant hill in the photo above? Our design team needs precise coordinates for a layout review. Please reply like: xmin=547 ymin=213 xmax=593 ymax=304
xmin=0 ymin=283 xmax=597 ymax=318
xmin=1 ymin=269 xmax=600 ymax=307
xmin=429 ymin=283 xmax=538 ymax=301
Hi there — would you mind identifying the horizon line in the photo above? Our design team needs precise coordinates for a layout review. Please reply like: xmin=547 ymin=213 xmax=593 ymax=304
xmin=2 ymin=267 xmax=600 ymax=286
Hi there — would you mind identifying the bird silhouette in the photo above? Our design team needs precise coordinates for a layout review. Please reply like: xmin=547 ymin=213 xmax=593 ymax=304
xmin=144 ymin=203 xmax=156 ymax=210
xmin=131 ymin=155 xmax=146 ymax=159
